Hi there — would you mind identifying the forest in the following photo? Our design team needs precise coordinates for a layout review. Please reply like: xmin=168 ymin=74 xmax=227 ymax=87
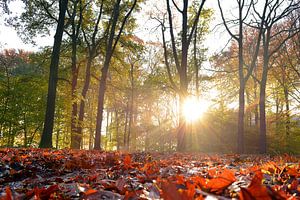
xmin=0 ymin=0 xmax=300 ymax=199
xmin=0 ymin=0 xmax=299 ymax=154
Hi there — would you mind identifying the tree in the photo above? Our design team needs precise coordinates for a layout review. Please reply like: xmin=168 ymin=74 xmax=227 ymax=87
xmin=94 ymin=0 xmax=138 ymax=150
xmin=250 ymin=0 xmax=300 ymax=153
xmin=218 ymin=0 xmax=267 ymax=153
xmin=0 ymin=49 xmax=46 ymax=147
xmin=39 ymin=0 xmax=68 ymax=148
xmin=157 ymin=0 xmax=206 ymax=151
xmin=77 ymin=0 xmax=104 ymax=148
xmin=65 ymin=0 xmax=84 ymax=149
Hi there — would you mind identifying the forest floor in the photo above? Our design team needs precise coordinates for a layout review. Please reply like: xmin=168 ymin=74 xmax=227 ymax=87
xmin=0 ymin=148 xmax=299 ymax=200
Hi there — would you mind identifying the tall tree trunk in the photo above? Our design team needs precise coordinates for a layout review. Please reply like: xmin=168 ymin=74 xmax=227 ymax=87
xmin=56 ymin=128 xmax=60 ymax=149
xmin=259 ymin=29 xmax=270 ymax=154
xmin=275 ymin=90 xmax=280 ymax=135
xmin=283 ymin=86 xmax=290 ymax=136
xmin=254 ymin=77 xmax=259 ymax=127
xmin=284 ymin=85 xmax=290 ymax=151
xmin=70 ymin=0 xmax=83 ymax=149
xmin=238 ymin=79 xmax=245 ymax=153
xmin=124 ymin=104 xmax=129 ymax=150
xmin=177 ymin=0 xmax=189 ymax=152
xmin=194 ymin=26 xmax=200 ymax=97
xmin=237 ymin=17 xmax=245 ymax=153
xmin=77 ymin=57 xmax=92 ymax=142
xmin=127 ymin=62 xmax=135 ymax=151
xmin=94 ymin=64 xmax=109 ymax=150
xmin=23 ymin=113 xmax=27 ymax=147
xmin=106 ymin=109 xmax=110 ymax=148
xmin=259 ymin=74 xmax=267 ymax=154
xmin=94 ymin=0 xmax=138 ymax=150
xmin=40 ymin=0 xmax=68 ymax=148
xmin=115 ymin=110 xmax=120 ymax=150
xmin=70 ymin=39 xmax=80 ymax=149
xmin=177 ymin=95 xmax=187 ymax=151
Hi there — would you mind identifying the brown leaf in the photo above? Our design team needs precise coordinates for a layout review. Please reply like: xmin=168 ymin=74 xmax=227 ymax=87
xmin=160 ymin=181 xmax=189 ymax=200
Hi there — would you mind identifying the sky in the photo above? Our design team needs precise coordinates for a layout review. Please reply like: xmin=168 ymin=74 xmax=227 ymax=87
xmin=0 ymin=0 xmax=233 ymax=53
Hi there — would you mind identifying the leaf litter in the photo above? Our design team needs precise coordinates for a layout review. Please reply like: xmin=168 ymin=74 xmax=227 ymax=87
xmin=0 ymin=148 xmax=299 ymax=199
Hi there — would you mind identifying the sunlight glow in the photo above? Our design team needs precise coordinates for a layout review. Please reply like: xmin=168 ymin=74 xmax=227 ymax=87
xmin=183 ymin=97 xmax=209 ymax=122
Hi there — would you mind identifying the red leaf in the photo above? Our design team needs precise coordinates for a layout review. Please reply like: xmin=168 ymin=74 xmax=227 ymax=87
xmin=240 ymin=171 xmax=271 ymax=200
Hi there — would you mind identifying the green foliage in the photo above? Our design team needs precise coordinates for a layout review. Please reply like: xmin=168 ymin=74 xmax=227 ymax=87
xmin=0 ymin=49 xmax=47 ymax=147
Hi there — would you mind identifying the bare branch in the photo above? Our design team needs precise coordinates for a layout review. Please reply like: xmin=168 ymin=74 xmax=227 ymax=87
xmin=171 ymin=0 xmax=182 ymax=13
xmin=217 ymin=0 xmax=239 ymax=41
xmin=112 ymin=0 xmax=137 ymax=55
xmin=166 ymin=0 xmax=180 ymax=72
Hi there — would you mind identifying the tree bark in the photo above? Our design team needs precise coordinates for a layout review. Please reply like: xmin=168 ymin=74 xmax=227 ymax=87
xmin=39 ymin=0 xmax=68 ymax=148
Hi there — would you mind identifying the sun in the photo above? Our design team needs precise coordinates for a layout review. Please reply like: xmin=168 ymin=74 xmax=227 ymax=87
xmin=183 ymin=96 xmax=209 ymax=122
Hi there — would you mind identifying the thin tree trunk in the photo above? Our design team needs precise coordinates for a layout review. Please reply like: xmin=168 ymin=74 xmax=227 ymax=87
xmin=283 ymin=86 xmax=290 ymax=136
xmin=284 ymin=86 xmax=290 ymax=151
xmin=254 ymin=77 xmax=259 ymax=127
xmin=259 ymin=75 xmax=267 ymax=154
xmin=40 ymin=0 xmax=68 ymax=148
xmin=194 ymin=26 xmax=200 ymax=97
xmin=56 ymin=128 xmax=60 ymax=149
xmin=70 ymin=0 xmax=83 ymax=149
xmin=106 ymin=109 xmax=110 ymax=148
xmin=94 ymin=0 xmax=122 ymax=150
xmin=124 ymin=105 xmax=129 ymax=149
xmin=115 ymin=110 xmax=120 ymax=150
xmin=177 ymin=95 xmax=187 ymax=151
xmin=127 ymin=62 xmax=135 ymax=151
xmin=23 ymin=113 xmax=27 ymax=147
xmin=259 ymin=28 xmax=271 ymax=154
xmin=275 ymin=90 xmax=280 ymax=134
xmin=70 ymin=40 xmax=80 ymax=148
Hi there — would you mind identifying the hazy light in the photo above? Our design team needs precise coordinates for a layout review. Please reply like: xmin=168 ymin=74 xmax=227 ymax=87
xmin=183 ymin=96 xmax=209 ymax=122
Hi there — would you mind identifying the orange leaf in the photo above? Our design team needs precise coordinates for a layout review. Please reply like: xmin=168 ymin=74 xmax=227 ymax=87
xmin=206 ymin=169 xmax=236 ymax=193
xmin=191 ymin=176 xmax=206 ymax=188
xmin=176 ymin=175 xmax=185 ymax=185
xmin=124 ymin=154 xmax=131 ymax=169
xmin=4 ymin=186 xmax=13 ymax=200
xmin=84 ymin=189 xmax=98 ymax=195
xmin=286 ymin=167 xmax=299 ymax=177
xmin=240 ymin=171 xmax=271 ymax=200
xmin=186 ymin=181 xmax=196 ymax=198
